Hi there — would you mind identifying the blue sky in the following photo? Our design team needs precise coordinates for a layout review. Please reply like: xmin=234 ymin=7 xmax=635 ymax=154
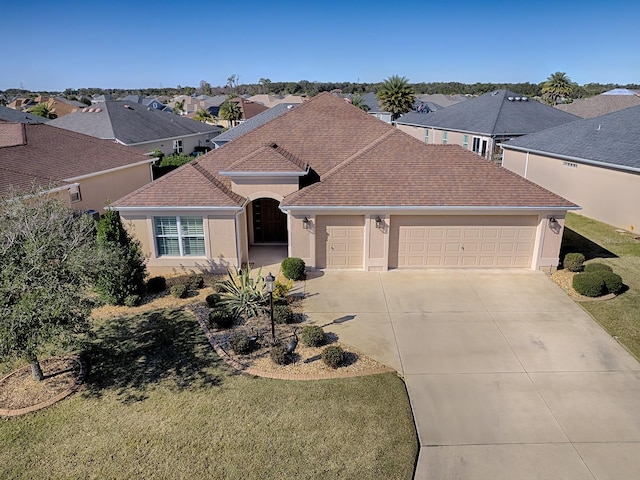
xmin=2 ymin=0 xmax=638 ymax=91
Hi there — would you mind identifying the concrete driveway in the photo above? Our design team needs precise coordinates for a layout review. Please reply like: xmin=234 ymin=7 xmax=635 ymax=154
xmin=301 ymin=270 xmax=640 ymax=480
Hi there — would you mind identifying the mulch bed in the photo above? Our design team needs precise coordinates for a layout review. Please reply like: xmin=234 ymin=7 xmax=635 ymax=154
xmin=550 ymin=269 xmax=616 ymax=301
xmin=0 ymin=356 xmax=86 ymax=417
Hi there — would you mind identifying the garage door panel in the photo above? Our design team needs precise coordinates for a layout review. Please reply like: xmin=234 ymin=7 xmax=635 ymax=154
xmin=390 ymin=216 xmax=536 ymax=269
xmin=316 ymin=216 xmax=364 ymax=269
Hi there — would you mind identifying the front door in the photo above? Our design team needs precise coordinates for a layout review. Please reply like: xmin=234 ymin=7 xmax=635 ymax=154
xmin=252 ymin=198 xmax=287 ymax=243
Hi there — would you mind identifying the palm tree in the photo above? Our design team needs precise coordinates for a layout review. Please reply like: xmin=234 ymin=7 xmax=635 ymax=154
xmin=193 ymin=108 xmax=216 ymax=124
xmin=541 ymin=72 xmax=573 ymax=105
xmin=219 ymin=99 xmax=243 ymax=127
xmin=27 ymin=103 xmax=57 ymax=119
xmin=350 ymin=93 xmax=370 ymax=112
xmin=173 ymin=99 xmax=185 ymax=115
xmin=376 ymin=75 xmax=415 ymax=121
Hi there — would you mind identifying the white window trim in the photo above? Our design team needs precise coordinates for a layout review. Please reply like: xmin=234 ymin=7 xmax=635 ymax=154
xmin=462 ymin=134 xmax=469 ymax=149
xmin=172 ymin=139 xmax=184 ymax=154
xmin=442 ymin=131 xmax=448 ymax=145
xmin=154 ymin=216 xmax=205 ymax=257
xmin=424 ymin=128 xmax=429 ymax=143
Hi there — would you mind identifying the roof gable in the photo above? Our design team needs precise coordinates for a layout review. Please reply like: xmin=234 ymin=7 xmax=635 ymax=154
xmin=223 ymin=143 xmax=307 ymax=174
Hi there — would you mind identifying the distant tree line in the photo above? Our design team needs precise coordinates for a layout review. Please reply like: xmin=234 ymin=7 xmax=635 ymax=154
xmin=2 ymin=80 xmax=638 ymax=103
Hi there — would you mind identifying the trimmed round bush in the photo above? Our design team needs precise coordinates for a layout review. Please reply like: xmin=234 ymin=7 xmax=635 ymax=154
xmin=572 ymin=272 xmax=606 ymax=297
xmin=584 ymin=263 xmax=613 ymax=273
xmin=146 ymin=276 xmax=167 ymax=294
xmin=205 ymin=293 xmax=221 ymax=308
xmin=322 ymin=345 xmax=345 ymax=369
xmin=170 ymin=284 xmax=189 ymax=298
xmin=563 ymin=252 xmax=585 ymax=272
xmin=124 ymin=294 xmax=141 ymax=307
xmin=229 ymin=333 xmax=252 ymax=355
xmin=270 ymin=344 xmax=290 ymax=365
xmin=209 ymin=307 xmax=235 ymax=329
xmin=601 ymin=271 xmax=623 ymax=294
xmin=281 ymin=257 xmax=306 ymax=281
xmin=273 ymin=304 xmax=294 ymax=324
xmin=300 ymin=325 xmax=325 ymax=347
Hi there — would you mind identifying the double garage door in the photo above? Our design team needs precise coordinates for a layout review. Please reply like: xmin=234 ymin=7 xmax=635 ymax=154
xmin=389 ymin=215 xmax=536 ymax=268
xmin=315 ymin=215 xmax=537 ymax=269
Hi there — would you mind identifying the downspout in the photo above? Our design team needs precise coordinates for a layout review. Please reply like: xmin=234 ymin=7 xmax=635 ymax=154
xmin=524 ymin=151 xmax=530 ymax=178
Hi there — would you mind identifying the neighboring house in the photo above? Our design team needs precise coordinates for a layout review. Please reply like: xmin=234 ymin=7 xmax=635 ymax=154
xmin=395 ymin=90 xmax=579 ymax=163
xmin=6 ymin=97 xmax=36 ymax=111
xmin=554 ymin=89 xmax=640 ymax=118
xmin=247 ymin=94 xmax=305 ymax=108
xmin=169 ymin=94 xmax=227 ymax=115
xmin=501 ymin=105 xmax=640 ymax=233
xmin=0 ymin=105 xmax=48 ymax=124
xmin=91 ymin=94 xmax=113 ymax=103
xmin=216 ymin=97 xmax=269 ymax=128
xmin=32 ymin=96 xmax=87 ymax=118
xmin=110 ymin=93 xmax=576 ymax=275
xmin=212 ymin=103 xmax=297 ymax=148
xmin=359 ymin=93 xmax=441 ymax=124
xmin=121 ymin=95 xmax=172 ymax=112
xmin=416 ymin=93 xmax=468 ymax=108
xmin=48 ymin=101 xmax=221 ymax=156
xmin=0 ymin=122 xmax=155 ymax=213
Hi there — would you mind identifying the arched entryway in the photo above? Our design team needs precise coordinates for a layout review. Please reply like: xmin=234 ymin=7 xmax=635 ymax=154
xmin=251 ymin=198 xmax=287 ymax=243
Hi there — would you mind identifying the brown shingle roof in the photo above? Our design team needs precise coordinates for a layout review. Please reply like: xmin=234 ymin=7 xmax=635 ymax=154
xmin=0 ymin=123 xmax=152 ymax=196
xmin=283 ymin=133 xmax=575 ymax=208
xmin=555 ymin=95 xmax=640 ymax=118
xmin=112 ymin=92 xmax=576 ymax=211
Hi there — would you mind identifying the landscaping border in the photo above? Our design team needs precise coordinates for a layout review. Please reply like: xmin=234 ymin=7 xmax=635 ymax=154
xmin=0 ymin=355 xmax=87 ymax=417
xmin=194 ymin=311 xmax=395 ymax=381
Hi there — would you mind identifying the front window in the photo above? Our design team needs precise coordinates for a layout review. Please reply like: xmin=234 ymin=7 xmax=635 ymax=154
xmin=172 ymin=139 xmax=183 ymax=154
xmin=154 ymin=216 xmax=205 ymax=256
xmin=442 ymin=131 xmax=448 ymax=145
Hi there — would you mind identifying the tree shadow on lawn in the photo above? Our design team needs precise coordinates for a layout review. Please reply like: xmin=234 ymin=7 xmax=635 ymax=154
xmin=81 ymin=309 xmax=223 ymax=403
xmin=560 ymin=227 xmax=617 ymax=263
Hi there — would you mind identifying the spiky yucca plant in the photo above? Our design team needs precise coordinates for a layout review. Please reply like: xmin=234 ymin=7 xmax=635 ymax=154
xmin=216 ymin=266 xmax=266 ymax=319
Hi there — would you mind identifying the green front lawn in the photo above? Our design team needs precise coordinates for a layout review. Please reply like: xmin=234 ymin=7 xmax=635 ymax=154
xmin=564 ymin=213 xmax=640 ymax=360
xmin=0 ymin=310 xmax=418 ymax=479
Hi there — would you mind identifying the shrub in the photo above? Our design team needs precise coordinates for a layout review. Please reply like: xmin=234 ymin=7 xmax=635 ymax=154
xmin=205 ymin=293 xmax=221 ymax=308
xmin=573 ymin=272 xmax=605 ymax=297
xmin=208 ymin=307 xmax=235 ymax=329
xmin=217 ymin=266 xmax=266 ymax=319
xmin=170 ymin=284 xmax=189 ymax=299
xmin=270 ymin=343 xmax=290 ymax=365
xmin=274 ymin=279 xmax=293 ymax=299
xmin=601 ymin=271 xmax=623 ymax=294
xmin=190 ymin=275 xmax=205 ymax=289
xmin=281 ymin=257 xmax=306 ymax=281
xmin=273 ymin=304 xmax=294 ymax=324
xmin=229 ymin=333 xmax=252 ymax=355
xmin=322 ymin=345 xmax=345 ymax=369
xmin=146 ymin=276 xmax=167 ymax=294
xmin=300 ymin=325 xmax=325 ymax=347
xmin=123 ymin=294 xmax=141 ymax=307
xmin=563 ymin=252 xmax=585 ymax=272
xmin=583 ymin=263 xmax=613 ymax=273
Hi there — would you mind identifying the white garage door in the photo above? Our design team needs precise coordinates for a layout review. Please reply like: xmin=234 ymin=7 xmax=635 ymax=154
xmin=390 ymin=216 xmax=537 ymax=269
xmin=316 ymin=215 xmax=364 ymax=269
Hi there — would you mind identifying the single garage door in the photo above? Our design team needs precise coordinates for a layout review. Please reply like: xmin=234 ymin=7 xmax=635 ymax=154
xmin=316 ymin=215 xmax=365 ymax=269
xmin=389 ymin=216 xmax=537 ymax=268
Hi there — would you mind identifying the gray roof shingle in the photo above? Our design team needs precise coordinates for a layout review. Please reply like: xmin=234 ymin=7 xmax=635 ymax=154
xmin=501 ymin=105 xmax=640 ymax=172
xmin=48 ymin=101 xmax=220 ymax=145
xmin=395 ymin=90 xmax=579 ymax=136
xmin=0 ymin=106 xmax=48 ymax=124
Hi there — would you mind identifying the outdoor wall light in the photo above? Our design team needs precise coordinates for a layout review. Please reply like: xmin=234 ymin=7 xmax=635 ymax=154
xmin=302 ymin=216 xmax=310 ymax=229
xmin=548 ymin=216 xmax=558 ymax=228
xmin=375 ymin=216 xmax=382 ymax=229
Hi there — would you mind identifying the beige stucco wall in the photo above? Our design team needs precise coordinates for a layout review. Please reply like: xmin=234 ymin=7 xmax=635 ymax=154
xmin=120 ymin=210 xmax=240 ymax=276
xmin=132 ymin=133 xmax=217 ymax=156
xmin=536 ymin=215 xmax=565 ymax=272
xmin=396 ymin=124 xmax=426 ymax=141
xmin=288 ymin=213 xmax=313 ymax=266
xmin=503 ymin=149 xmax=640 ymax=232
xmin=230 ymin=178 xmax=299 ymax=200
xmin=71 ymin=163 xmax=152 ymax=213
xmin=395 ymin=124 xmax=494 ymax=158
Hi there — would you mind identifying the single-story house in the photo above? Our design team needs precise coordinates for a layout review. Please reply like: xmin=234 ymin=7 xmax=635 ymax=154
xmin=395 ymin=90 xmax=580 ymax=163
xmin=110 ymin=93 xmax=577 ymax=275
xmin=48 ymin=101 xmax=221 ymax=156
xmin=0 ymin=122 xmax=155 ymax=213
xmin=554 ymin=89 xmax=640 ymax=118
xmin=501 ymin=105 xmax=640 ymax=233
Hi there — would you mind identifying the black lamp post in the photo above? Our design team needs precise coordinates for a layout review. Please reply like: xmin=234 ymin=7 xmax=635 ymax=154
xmin=265 ymin=272 xmax=275 ymax=343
